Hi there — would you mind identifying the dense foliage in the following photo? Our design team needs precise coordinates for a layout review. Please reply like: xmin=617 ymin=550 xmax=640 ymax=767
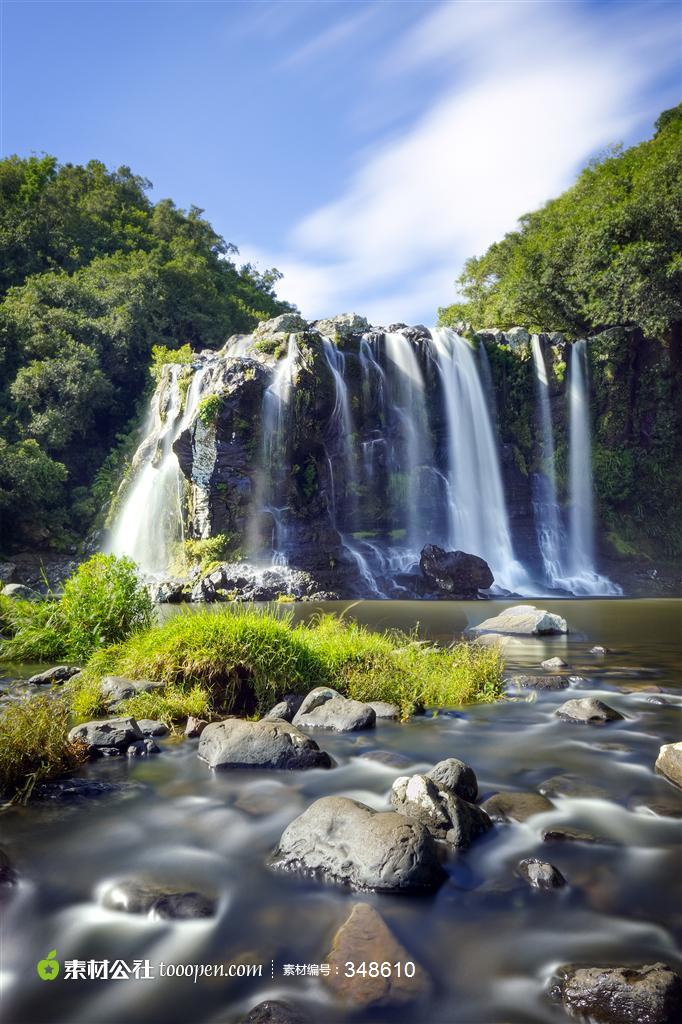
xmin=0 ymin=156 xmax=293 ymax=549
xmin=439 ymin=105 xmax=682 ymax=337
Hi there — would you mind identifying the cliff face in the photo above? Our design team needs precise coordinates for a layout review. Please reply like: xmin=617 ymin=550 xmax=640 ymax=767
xmin=166 ymin=314 xmax=680 ymax=597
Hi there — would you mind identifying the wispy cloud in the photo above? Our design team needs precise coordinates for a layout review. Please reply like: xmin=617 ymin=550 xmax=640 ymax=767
xmin=243 ymin=0 xmax=680 ymax=324
xmin=278 ymin=5 xmax=378 ymax=69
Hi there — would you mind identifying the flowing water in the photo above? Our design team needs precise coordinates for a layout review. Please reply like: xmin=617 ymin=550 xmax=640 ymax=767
xmin=530 ymin=335 xmax=564 ymax=587
xmin=2 ymin=599 xmax=681 ymax=1024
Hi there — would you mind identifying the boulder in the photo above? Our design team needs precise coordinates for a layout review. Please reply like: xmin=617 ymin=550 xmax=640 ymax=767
xmin=126 ymin=739 xmax=160 ymax=758
xmin=101 ymin=675 xmax=165 ymax=704
xmin=555 ymin=697 xmax=624 ymax=725
xmin=135 ymin=719 xmax=168 ymax=737
xmin=238 ymin=1001 xmax=309 ymax=1024
xmin=148 ymin=578 xmax=191 ymax=603
xmin=538 ymin=775 xmax=609 ymax=800
xmin=293 ymin=695 xmax=376 ymax=732
xmin=368 ymin=701 xmax=400 ymax=720
xmin=419 ymin=545 xmax=494 ymax=596
xmin=550 ymin=962 xmax=682 ymax=1024
xmin=426 ymin=758 xmax=478 ymax=802
xmin=504 ymin=326 xmax=531 ymax=349
xmin=507 ymin=674 xmax=569 ymax=691
xmin=517 ymin=858 xmax=565 ymax=890
xmin=27 ymin=665 xmax=81 ymax=686
xmin=358 ymin=750 xmax=414 ymax=769
xmin=541 ymin=657 xmax=569 ymax=670
xmin=2 ymin=583 xmax=38 ymax=601
xmin=263 ymin=693 xmax=305 ymax=722
xmin=272 ymin=796 xmax=445 ymax=892
xmin=68 ymin=717 xmax=143 ymax=755
xmin=324 ymin=903 xmax=431 ymax=1007
xmin=481 ymin=791 xmax=553 ymax=823
xmin=101 ymin=879 xmax=216 ymax=920
xmin=469 ymin=604 xmax=568 ymax=636
xmin=197 ymin=718 xmax=333 ymax=770
xmin=390 ymin=774 xmax=491 ymax=848
xmin=655 ymin=742 xmax=682 ymax=789
xmin=590 ymin=645 xmax=611 ymax=655
xmin=314 ymin=312 xmax=369 ymax=340
xmin=294 ymin=686 xmax=343 ymax=716
xmin=184 ymin=716 xmax=208 ymax=738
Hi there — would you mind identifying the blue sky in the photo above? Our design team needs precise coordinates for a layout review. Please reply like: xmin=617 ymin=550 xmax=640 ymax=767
xmin=2 ymin=0 xmax=680 ymax=323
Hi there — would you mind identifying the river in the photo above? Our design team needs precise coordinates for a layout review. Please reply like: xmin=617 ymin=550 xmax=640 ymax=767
xmin=1 ymin=598 xmax=681 ymax=1023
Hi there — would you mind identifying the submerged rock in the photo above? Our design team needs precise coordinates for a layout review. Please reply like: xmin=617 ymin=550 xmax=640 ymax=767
xmin=426 ymin=757 xmax=478 ymax=802
xmin=541 ymin=657 xmax=569 ymax=670
xmin=481 ymin=790 xmax=553 ymax=822
xmin=272 ymin=796 xmax=445 ymax=892
xmin=238 ymin=1001 xmax=309 ymax=1024
xmin=419 ymin=544 xmax=494 ymax=596
xmin=517 ymin=858 xmax=565 ymax=890
xmin=555 ymin=697 xmax=624 ymax=724
xmin=324 ymin=903 xmax=431 ymax=1007
xmin=538 ymin=775 xmax=609 ymax=800
xmin=655 ymin=742 xmax=682 ymax=789
xmin=358 ymin=749 xmax=414 ymax=769
xmin=550 ymin=962 xmax=682 ymax=1024
xmin=469 ymin=605 xmax=568 ymax=636
xmin=390 ymin=773 xmax=491 ymax=848
xmin=27 ymin=665 xmax=81 ymax=686
xmin=31 ymin=778 xmax=144 ymax=803
xmin=507 ymin=674 xmax=569 ymax=691
xmin=590 ymin=645 xmax=611 ymax=656
xmin=68 ymin=717 xmax=144 ymax=755
xmin=197 ymin=718 xmax=333 ymax=770
xmin=101 ymin=879 xmax=216 ymax=920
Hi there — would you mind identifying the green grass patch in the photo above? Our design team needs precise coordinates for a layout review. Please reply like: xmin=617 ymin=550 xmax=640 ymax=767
xmin=0 ymin=693 xmax=88 ymax=803
xmin=71 ymin=606 xmax=504 ymax=722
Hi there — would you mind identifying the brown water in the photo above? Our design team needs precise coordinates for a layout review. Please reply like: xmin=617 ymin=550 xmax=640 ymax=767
xmin=1 ymin=599 xmax=681 ymax=1024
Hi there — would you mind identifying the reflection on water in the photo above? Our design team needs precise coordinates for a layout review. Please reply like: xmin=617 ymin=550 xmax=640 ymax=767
xmin=2 ymin=599 xmax=682 ymax=1023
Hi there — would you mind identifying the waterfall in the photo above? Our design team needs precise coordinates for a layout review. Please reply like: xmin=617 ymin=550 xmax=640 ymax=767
xmin=530 ymin=334 xmax=565 ymax=585
xmin=108 ymin=361 xmax=211 ymax=574
xmin=430 ymin=327 xmax=530 ymax=593
xmin=249 ymin=334 xmax=299 ymax=563
xmin=563 ymin=339 xmax=621 ymax=595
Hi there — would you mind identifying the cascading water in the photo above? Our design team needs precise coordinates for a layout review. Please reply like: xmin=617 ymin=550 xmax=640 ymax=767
xmin=431 ymin=327 xmax=530 ymax=593
xmin=562 ymin=339 xmax=621 ymax=595
xmin=530 ymin=334 xmax=565 ymax=585
xmin=108 ymin=362 xmax=211 ymax=574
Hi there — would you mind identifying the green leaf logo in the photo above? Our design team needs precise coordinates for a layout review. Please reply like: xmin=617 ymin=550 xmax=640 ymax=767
xmin=36 ymin=949 xmax=59 ymax=981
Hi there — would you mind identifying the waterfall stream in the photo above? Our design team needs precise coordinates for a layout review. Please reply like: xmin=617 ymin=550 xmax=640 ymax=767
xmin=530 ymin=334 xmax=565 ymax=585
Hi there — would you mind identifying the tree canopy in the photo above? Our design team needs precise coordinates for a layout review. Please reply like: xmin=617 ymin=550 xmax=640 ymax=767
xmin=439 ymin=104 xmax=682 ymax=337
xmin=0 ymin=156 xmax=293 ymax=549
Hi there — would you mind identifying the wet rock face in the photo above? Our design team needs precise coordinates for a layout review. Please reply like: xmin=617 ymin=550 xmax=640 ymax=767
xmin=263 ymin=693 xmax=305 ymax=723
xmin=101 ymin=880 xmax=216 ymax=920
xmin=419 ymin=545 xmax=494 ymax=596
xmin=517 ymin=858 xmax=565 ymax=890
xmin=272 ymin=796 xmax=446 ymax=892
xmin=426 ymin=758 xmax=478 ymax=802
xmin=555 ymin=697 xmax=624 ymax=724
xmin=550 ymin=962 xmax=682 ymax=1024
xmin=238 ymin=1001 xmax=309 ymax=1024
xmin=470 ymin=605 xmax=568 ymax=636
xmin=324 ymin=903 xmax=431 ymax=1007
xmin=27 ymin=665 xmax=81 ymax=686
xmin=390 ymin=773 xmax=492 ymax=848
xmin=655 ymin=742 xmax=682 ymax=789
xmin=68 ymin=717 xmax=144 ymax=755
xmin=507 ymin=673 xmax=569 ymax=691
xmin=481 ymin=791 xmax=553 ymax=823
xmin=197 ymin=718 xmax=333 ymax=770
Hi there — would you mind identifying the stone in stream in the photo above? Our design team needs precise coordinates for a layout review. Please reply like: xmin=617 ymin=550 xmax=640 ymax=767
xmin=469 ymin=605 xmax=568 ymax=636
xmin=590 ymin=645 xmax=611 ymax=655
xmin=31 ymin=778 xmax=145 ymax=803
xmin=136 ymin=719 xmax=169 ymax=737
xmin=550 ymin=962 xmax=682 ymax=1024
xmin=655 ymin=742 xmax=682 ymax=789
xmin=324 ymin=903 xmax=431 ymax=1007
xmin=368 ymin=700 xmax=400 ymax=720
xmin=100 ymin=675 xmax=165 ymax=705
xmin=238 ymin=1001 xmax=310 ymax=1024
xmin=541 ymin=657 xmax=569 ymax=670
xmin=358 ymin=749 xmax=414 ymax=769
xmin=101 ymin=879 xmax=216 ymax=919
xmin=197 ymin=718 xmax=333 ymax=770
xmin=481 ymin=791 xmax=554 ymax=823
xmin=507 ymin=674 xmax=569 ymax=691
xmin=126 ymin=738 xmax=161 ymax=758
xmin=538 ymin=775 xmax=609 ymax=800
xmin=271 ymin=796 xmax=445 ymax=892
xmin=68 ymin=717 xmax=144 ymax=756
xmin=262 ymin=693 xmax=305 ymax=722
xmin=1 ymin=583 xmax=38 ymax=600
xmin=517 ymin=858 xmax=565 ymax=890
xmin=292 ymin=688 xmax=376 ymax=732
xmin=390 ymin=774 xmax=492 ymax=848
xmin=555 ymin=697 xmax=624 ymax=725
xmin=542 ymin=826 xmax=602 ymax=844
xmin=184 ymin=715 xmax=207 ymax=738
xmin=27 ymin=665 xmax=81 ymax=685
xmin=419 ymin=544 xmax=494 ymax=596
xmin=426 ymin=757 xmax=478 ymax=802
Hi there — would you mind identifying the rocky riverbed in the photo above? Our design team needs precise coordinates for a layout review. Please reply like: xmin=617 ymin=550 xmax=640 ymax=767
xmin=1 ymin=598 xmax=681 ymax=1024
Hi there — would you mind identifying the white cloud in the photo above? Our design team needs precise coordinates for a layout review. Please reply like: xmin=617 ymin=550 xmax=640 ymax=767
xmin=243 ymin=1 xmax=680 ymax=324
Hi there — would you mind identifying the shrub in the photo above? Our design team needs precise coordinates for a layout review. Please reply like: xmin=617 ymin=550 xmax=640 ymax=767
xmin=196 ymin=394 xmax=223 ymax=426
xmin=0 ymin=693 xmax=87 ymax=802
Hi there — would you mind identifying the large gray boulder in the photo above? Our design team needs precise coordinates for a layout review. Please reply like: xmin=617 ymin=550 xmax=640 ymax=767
xmin=426 ymin=758 xmax=478 ymax=802
xmin=68 ymin=717 xmax=143 ymax=754
xmin=469 ymin=604 xmax=568 ymax=636
xmin=507 ymin=674 xmax=569 ymax=691
xmin=390 ymin=773 xmax=491 ymax=848
xmin=550 ymin=962 xmax=682 ymax=1024
xmin=314 ymin=312 xmax=369 ymax=340
xmin=419 ymin=545 xmax=494 ymax=596
xmin=294 ymin=696 xmax=375 ymax=732
xmin=272 ymin=796 xmax=445 ymax=892
xmin=555 ymin=697 xmax=624 ymax=724
xmin=197 ymin=718 xmax=332 ymax=770
xmin=28 ymin=665 xmax=81 ymax=685
xmin=655 ymin=742 xmax=682 ymax=789
xmin=262 ymin=693 xmax=305 ymax=723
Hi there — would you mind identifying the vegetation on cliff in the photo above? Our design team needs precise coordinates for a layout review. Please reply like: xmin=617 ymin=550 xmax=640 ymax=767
xmin=439 ymin=104 xmax=682 ymax=337
xmin=0 ymin=156 xmax=293 ymax=550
